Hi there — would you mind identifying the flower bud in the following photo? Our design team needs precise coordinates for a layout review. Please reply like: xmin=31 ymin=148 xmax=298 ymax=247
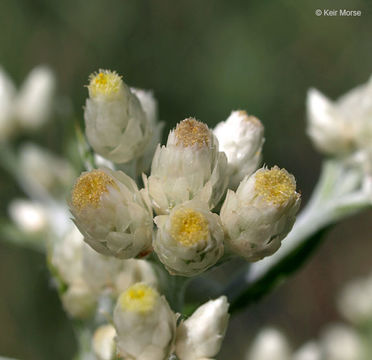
xmin=146 ymin=118 xmax=228 ymax=214
xmin=113 ymin=283 xmax=177 ymax=360
xmin=131 ymin=88 xmax=164 ymax=173
xmin=214 ymin=110 xmax=264 ymax=188
xmin=246 ymin=328 xmax=291 ymax=360
xmin=84 ymin=70 xmax=150 ymax=164
xmin=92 ymin=324 xmax=117 ymax=360
xmin=69 ymin=168 xmax=153 ymax=259
xmin=153 ymin=200 xmax=224 ymax=276
xmin=176 ymin=296 xmax=229 ymax=360
xmin=221 ymin=166 xmax=301 ymax=261
xmin=15 ymin=65 xmax=56 ymax=130
xmin=82 ymin=243 xmax=158 ymax=295
xmin=307 ymin=88 xmax=356 ymax=155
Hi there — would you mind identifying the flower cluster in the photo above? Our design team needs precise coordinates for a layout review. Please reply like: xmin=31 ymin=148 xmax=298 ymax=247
xmin=70 ymin=69 xmax=301 ymax=279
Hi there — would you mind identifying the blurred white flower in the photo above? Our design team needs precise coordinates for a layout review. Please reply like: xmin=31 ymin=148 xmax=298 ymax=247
xmin=92 ymin=324 xmax=116 ymax=360
xmin=61 ymin=280 xmax=97 ymax=319
xmin=214 ymin=110 xmax=264 ymax=189
xmin=0 ymin=65 xmax=56 ymax=140
xmin=337 ymin=273 xmax=372 ymax=325
xmin=221 ymin=166 xmax=301 ymax=261
xmin=113 ymin=283 xmax=177 ymax=360
xmin=15 ymin=65 xmax=56 ymax=130
xmin=176 ymin=296 xmax=229 ymax=360
xmin=307 ymin=75 xmax=372 ymax=158
xmin=320 ymin=324 xmax=364 ymax=360
xmin=246 ymin=328 xmax=291 ymax=360
xmin=0 ymin=66 xmax=17 ymax=140
xmin=84 ymin=70 xmax=150 ymax=164
xmin=145 ymin=118 xmax=228 ymax=214
xmin=8 ymin=199 xmax=48 ymax=234
xmin=70 ymin=168 xmax=153 ymax=259
xmin=19 ymin=143 xmax=76 ymax=195
xmin=292 ymin=341 xmax=321 ymax=360
xmin=154 ymin=200 xmax=224 ymax=276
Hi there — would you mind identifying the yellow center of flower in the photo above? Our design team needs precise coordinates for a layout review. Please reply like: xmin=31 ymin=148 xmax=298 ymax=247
xmin=170 ymin=208 xmax=209 ymax=246
xmin=254 ymin=166 xmax=296 ymax=206
xmin=71 ymin=170 xmax=115 ymax=212
xmin=237 ymin=110 xmax=261 ymax=126
xmin=119 ymin=283 xmax=158 ymax=314
xmin=174 ymin=118 xmax=210 ymax=148
xmin=88 ymin=70 xmax=122 ymax=99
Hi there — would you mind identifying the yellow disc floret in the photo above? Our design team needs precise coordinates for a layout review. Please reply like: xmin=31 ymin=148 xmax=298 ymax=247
xmin=88 ymin=70 xmax=123 ymax=99
xmin=170 ymin=208 xmax=209 ymax=246
xmin=238 ymin=110 xmax=261 ymax=126
xmin=174 ymin=118 xmax=210 ymax=148
xmin=255 ymin=166 xmax=296 ymax=206
xmin=119 ymin=283 xmax=158 ymax=314
xmin=71 ymin=170 xmax=115 ymax=212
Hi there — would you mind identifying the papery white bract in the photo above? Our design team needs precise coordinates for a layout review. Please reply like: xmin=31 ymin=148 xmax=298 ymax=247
xmin=221 ymin=166 xmax=301 ymax=261
xmin=69 ymin=168 xmax=153 ymax=259
xmin=292 ymin=341 xmax=321 ymax=360
xmin=113 ymin=283 xmax=177 ymax=360
xmin=84 ymin=70 xmax=150 ymax=164
xmin=153 ymin=200 xmax=224 ymax=276
xmin=176 ymin=296 xmax=229 ymax=360
xmin=214 ymin=110 xmax=264 ymax=189
xmin=146 ymin=118 xmax=228 ymax=215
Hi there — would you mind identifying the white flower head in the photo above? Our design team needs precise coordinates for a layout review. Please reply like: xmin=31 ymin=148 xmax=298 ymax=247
xmin=113 ymin=283 xmax=177 ymax=360
xmin=214 ymin=110 xmax=264 ymax=188
xmin=69 ymin=168 xmax=153 ymax=259
xmin=146 ymin=118 xmax=228 ymax=214
xmin=92 ymin=324 xmax=117 ymax=360
xmin=176 ymin=296 xmax=229 ymax=360
xmin=84 ymin=69 xmax=151 ymax=164
xmin=153 ymin=200 xmax=224 ymax=277
xmin=221 ymin=166 xmax=301 ymax=261
xmin=15 ymin=65 xmax=56 ymax=130
xmin=246 ymin=328 xmax=291 ymax=360
xmin=307 ymin=75 xmax=372 ymax=156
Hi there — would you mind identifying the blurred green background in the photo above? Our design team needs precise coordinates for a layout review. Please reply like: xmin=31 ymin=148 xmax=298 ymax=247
xmin=0 ymin=0 xmax=371 ymax=358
